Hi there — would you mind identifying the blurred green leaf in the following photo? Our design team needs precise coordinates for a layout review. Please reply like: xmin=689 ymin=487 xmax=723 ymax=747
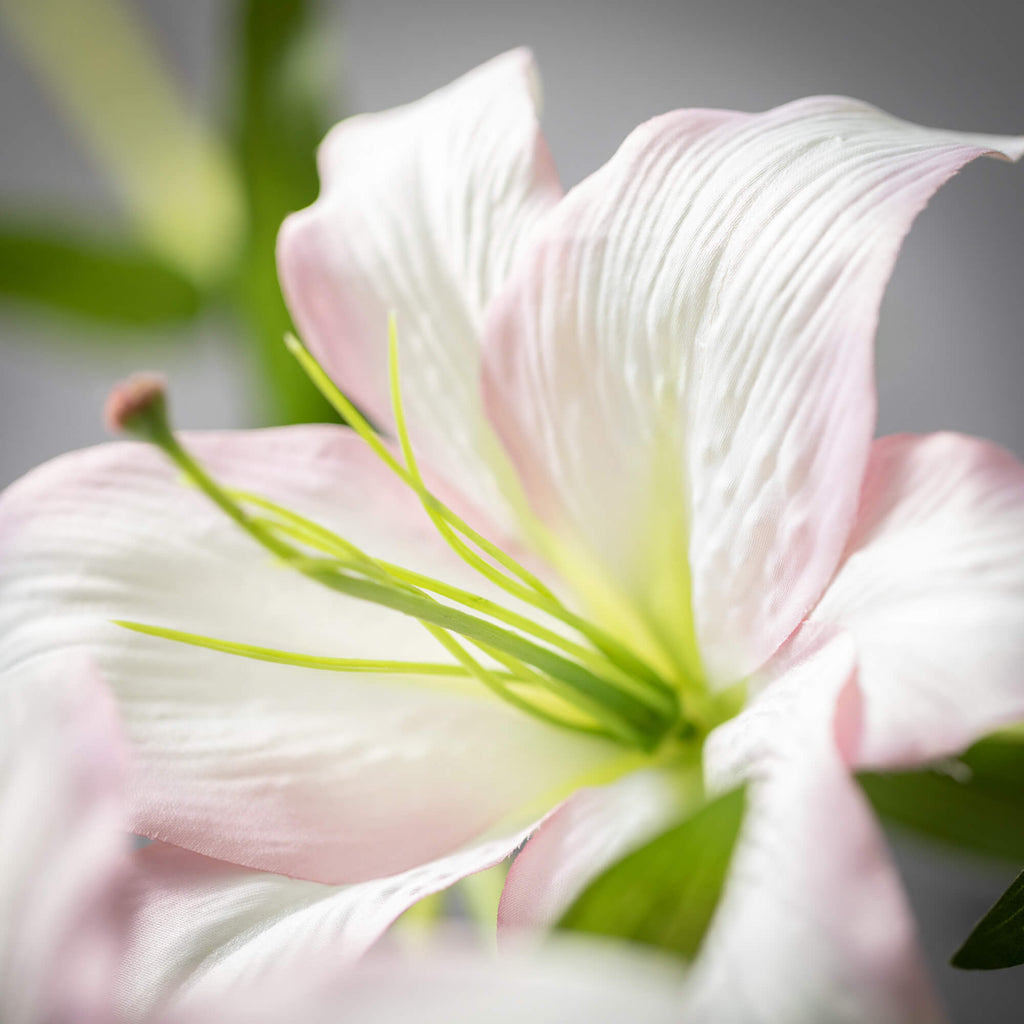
xmin=1 ymin=0 xmax=244 ymax=286
xmin=961 ymin=732 xmax=1024 ymax=783
xmin=952 ymin=868 xmax=1024 ymax=970
xmin=0 ymin=223 xmax=200 ymax=326
xmin=860 ymin=735 xmax=1024 ymax=861
xmin=557 ymin=787 xmax=745 ymax=961
xmin=230 ymin=0 xmax=338 ymax=424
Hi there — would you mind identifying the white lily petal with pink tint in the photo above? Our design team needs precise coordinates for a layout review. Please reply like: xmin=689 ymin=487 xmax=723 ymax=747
xmin=484 ymin=98 xmax=1024 ymax=685
xmin=689 ymin=629 xmax=943 ymax=1024
xmin=174 ymin=935 xmax=684 ymax=1024
xmin=813 ymin=432 xmax=1024 ymax=768
xmin=0 ymin=659 xmax=129 ymax=1024
xmin=0 ymin=660 xmax=602 ymax=1023
xmin=119 ymin=832 xmax=534 ymax=1020
xmin=278 ymin=48 xmax=561 ymax=521
xmin=497 ymin=769 xmax=684 ymax=931
xmin=0 ymin=427 xmax=619 ymax=885
xmin=292 ymin=937 xmax=684 ymax=1024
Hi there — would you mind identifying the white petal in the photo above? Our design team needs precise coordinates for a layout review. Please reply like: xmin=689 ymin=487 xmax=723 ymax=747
xmin=119 ymin=833 xmax=531 ymax=1020
xmin=497 ymin=769 xmax=685 ymax=930
xmin=690 ymin=628 xmax=943 ymax=1024
xmin=0 ymin=659 xmax=129 ymax=1024
xmin=278 ymin=49 xmax=561 ymax=523
xmin=170 ymin=934 xmax=685 ymax=1024
xmin=484 ymin=96 xmax=1024 ymax=685
xmin=813 ymin=432 xmax=1024 ymax=767
xmin=0 ymin=427 xmax=619 ymax=884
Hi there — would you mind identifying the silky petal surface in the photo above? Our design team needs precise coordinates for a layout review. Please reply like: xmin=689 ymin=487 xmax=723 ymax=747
xmin=278 ymin=49 xmax=561 ymax=522
xmin=484 ymin=96 xmax=1024 ymax=684
xmin=168 ymin=935 xmax=684 ymax=1024
xmin=689 ymin=629 xmax=943 ymax=1024
xmin=0 ymin=659 xmax=129 ymax=1024
xmin=292 ymin=938 xmax=683 ymax=1024
xmin=0 ymin=427 xmax=618 ymax=884
xmin=120 ymin=832 xmax=534 ymax=1021
xmin=497 ymin=768 xmax=685 ymax=931
xmin=813 ymin=432 xmax=1024 ymax=768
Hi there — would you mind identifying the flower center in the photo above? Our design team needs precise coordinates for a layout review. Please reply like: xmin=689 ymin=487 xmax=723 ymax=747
xmin=114 ymin=321 xmax=715 ymax=753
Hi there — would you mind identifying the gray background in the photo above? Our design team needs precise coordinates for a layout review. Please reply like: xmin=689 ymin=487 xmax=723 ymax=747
xmin=1 ymin=1 xmax=1022 ymax=1019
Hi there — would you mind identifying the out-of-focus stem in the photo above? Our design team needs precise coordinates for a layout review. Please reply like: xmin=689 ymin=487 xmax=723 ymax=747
xmin=0 ymin=0 xmax=244 ymax=286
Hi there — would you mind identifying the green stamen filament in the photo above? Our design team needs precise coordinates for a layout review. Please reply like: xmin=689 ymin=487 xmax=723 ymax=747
xmin=237 ymin=494 xmax=675 ymax=725
xmin=117 ymin=619 xmax=616 ymax=743
xmin=117 ymin=323 xmax=693 ymax=751
xmin=115 ymin=620 xmax=505 ymax=678
xmin=231 ymin=492 xmax=678 ymax=723
xmin=287 ymin=328 xmax=560 ymax=605
xmin=415 ymin=623 xmax=618 ymax=740
xmin=286 ymin=327 xmax=674 ymax=704
xmin=385 ymin=319 xmax=555 ymax=612
xmin=132 ymin=426 xmax=665 ymax=745
xmin=381 ymin=321 xmax=678 ymax=710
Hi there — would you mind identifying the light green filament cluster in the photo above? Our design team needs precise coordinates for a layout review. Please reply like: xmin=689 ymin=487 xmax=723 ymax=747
xmin=118 ymin=318 xmax=686 ymax=751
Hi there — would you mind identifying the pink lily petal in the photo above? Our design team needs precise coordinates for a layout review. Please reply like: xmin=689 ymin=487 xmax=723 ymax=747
xmin=278 ymin=49 xmax=561 ymax=523
xmin=119 ymin=832 xmax=534 ymax=1020
xmin=688 ymin=628 xmax=943 ymax=1024
xmin=497 ymin=769 xmax=684 ymax=931
xmin=813 ymin=432 xmax=1024 ymax=768
xmin=0 ymin=427 xmax=619 ymax=885
xmin=483 ymin=97 xmax=1024 ymax=686
xmin=0 ymin=658 xmax=130 ymax=1024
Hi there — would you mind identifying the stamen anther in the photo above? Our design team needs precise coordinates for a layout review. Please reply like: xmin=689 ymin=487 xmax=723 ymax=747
xmin=104 ymin=373 xmax=170 ymax=441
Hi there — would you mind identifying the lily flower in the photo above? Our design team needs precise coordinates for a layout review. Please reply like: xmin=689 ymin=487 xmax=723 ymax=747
xmin=2 ymin=49 xmax=1024 ymax=1021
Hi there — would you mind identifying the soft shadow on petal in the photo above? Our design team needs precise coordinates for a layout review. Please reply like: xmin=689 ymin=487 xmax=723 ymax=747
xmin=278 ymin=49 xmax=561 ymax=524
xmin=484 ymin=96 xmax=1024 ymax=686
xmin=497 ymin=768 xmax=685 ymax=932
xmin=813 ymin=432 xmax=1024 ymax=768
xmin=0 ymin=428 xmax=618 ymax=885
xmin=120 ymin=832 xmax=535 ymax=1021
xmin=167 ymin=931 xmax=685 ymax=1024
xmin=689 ymin=628 xmax=944 ymax=1024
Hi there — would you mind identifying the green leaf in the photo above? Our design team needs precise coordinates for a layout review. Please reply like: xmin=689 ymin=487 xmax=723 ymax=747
xmin=860 ymin=735 xmax=1024 ymax=862
xmin=2 ymin=0 xmax=244 ymax=286
xmin=0 ymin=223 xmax=200 ymax=326
xmin=962 ymin=732 xmax=1024 ymax=784
xmin=229 ymin=0 xmax=338 ymax=424
xmin=557 ymin=787 xmax=745 ymax=960
xmin=952 ymin=868 xmax=1024 ymax=970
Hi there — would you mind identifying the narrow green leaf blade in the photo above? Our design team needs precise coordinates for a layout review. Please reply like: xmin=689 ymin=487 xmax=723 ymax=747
xmin=557 ymin=787 xmax=745 ymax=961
xmin=952 ymin=869 xmax=1024 ymax=970
xmin=0 ymin=224 xmax=200 ymax=326
xmin=860 ymin=736 xmax=1024 ymax=862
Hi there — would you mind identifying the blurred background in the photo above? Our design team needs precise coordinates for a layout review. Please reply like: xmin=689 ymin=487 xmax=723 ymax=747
xmin=1 ymin=1 xmax=1022 ymax=1018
